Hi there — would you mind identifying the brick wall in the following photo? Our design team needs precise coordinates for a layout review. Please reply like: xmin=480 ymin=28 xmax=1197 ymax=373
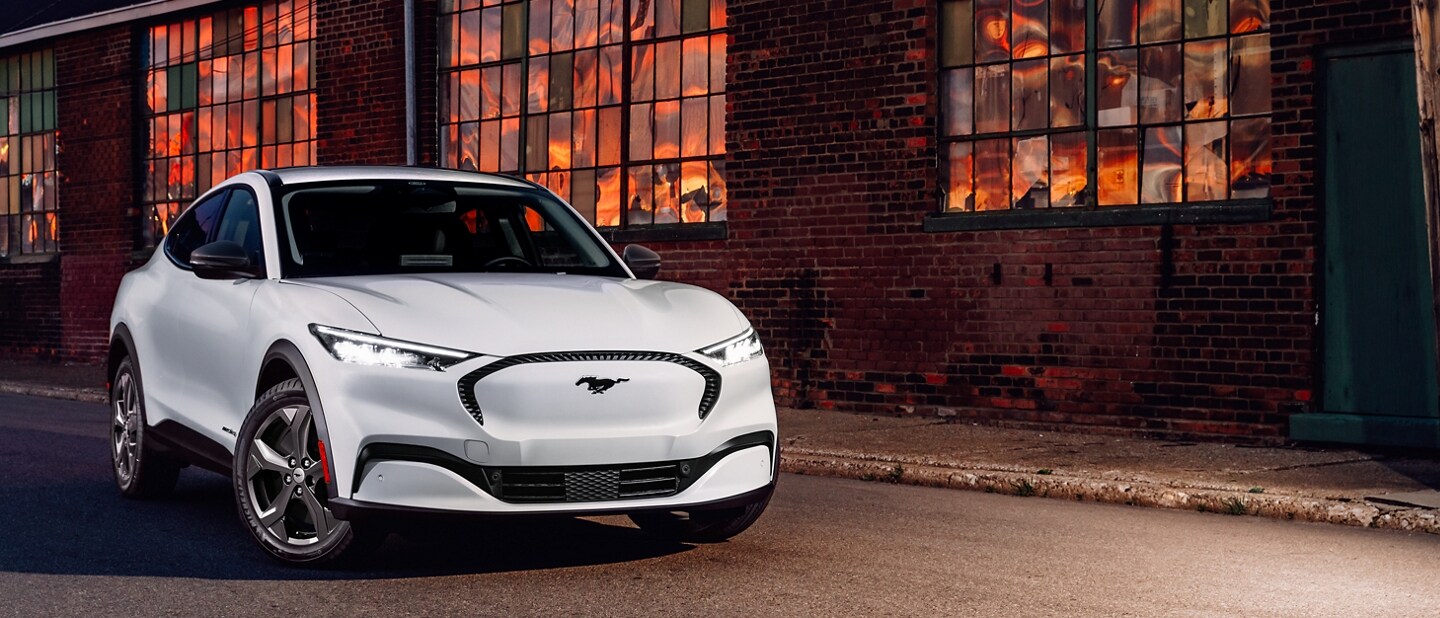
xmin=314 ymin=0 xmax=409 ymax=165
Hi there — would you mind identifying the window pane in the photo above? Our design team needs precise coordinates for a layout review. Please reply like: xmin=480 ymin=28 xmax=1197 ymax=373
xmin=654 ymin=99 xmax=680 ymax=159
xmin=974 ymin=138 xmax=1010 ymax=211
xmin=1185 ymin=0 xmax=1226 ymax=38
xmin=630 ymin=102 xmax=652 ymax=160
xmin=654 ymin=163 xmax=679 ymax=222
xmin=503 ymin=63 xmax=522 ymax=115
xmin=1011 ymin=0 xmax=1047 ymax=59
xmin=629 ymin=0 xmax=654 ymax=39
xmin=1230 ymin=0 xmax=1268 ymax=33
xmin=682 ymin=0 xmax=709 ymax=34
xmin=681 ymin=160 xmax=707 ymax=221
xmin=526 ymin=114 xmax=548 ymax=168
xmin=656 ymin=40 xmax=680 ymax=100
xmin=574 ymin=108 xmax=596 ymax=167
xmin=1050 ymin=54 xmax=1083 ymax=128
xmin=710 ymin=33 xmax=726 ymax=93
xmin=1012 ymin=59 xmax=1047 ymax=131
xmin=941 ymin=0 xmax=975 ymax=67
xmin=502 ymin=4 xmax=526 ymax=59
xmin=1050 ymin=0 xmax=1084 ymax=54
xmin=1097 ymin=128 xmax=1137 ymax=206
xmin=596 ymin=166 xmax=621 ymax=225
xmin=599 ymin=45 xmax=623 ymax=105
xmin=549 ymin=52 xmax=573 ymax=110
xmin=709 ymin=94 xmax=725 ymax=154
xmin=1230 ymin=117 xmax=1270 ymax=198
xmin=552 ymin=0 xmax=575 ymax=52
xmin=481 ymin=7 xmax=502 ymax=62
xmin=682 ymin=36 xmax=708 ymax=96
xmin=627 ymin=165 xmax=653 ymax=224
xmin=1141 ymin=126 xmax=1182 ymax=203
xmin=656 ymin=0 xmax=681 ymax=37
xmin=1184 ymin=39 xmax=1226 ymax=119
xmin=1185 ymin=121 xmax=1227 ymax=201
xmin=1139 ymin=44 xmax=1181 ymax=123
xmin=549 ymin=111 xmax=572 ymax=169
xmin=574 ymin=48 xmax=597 ymax=108
xmin=631 ymin=44 xmax=654 ymax=101
xmin=599 ymin=106 xmax=622 ymax=165
xmin=975 ymin=64 xmax=1009 ymax=134
xmin=681 ymin=97 xmax=707 ymax=157
xmin=482 ymin=66 xmax=502 ymax=119
xmin=974 ymin=0 xmax=1009 ymax=63
xmin=528 ymin=56 xmax=550 ymax=112
xmin=944 ymin=141 xmax=974 ymax=212
xmin=576 ymin=0 xmax=600 ymax=48
xmin=1013 ymin=136 xmax=1048 ymax=208
xmin=1050 ymin=132 xmax=1086 ymax=207
xmin=1097 ymin=49 xmax=1137 ymax=126
xmin=942 ymin=68 xmax=974 ymax=136
xmin=572 ymin=168 xmax=597 ymax=222
xmin=1230 ymin=34 xmax=1270 ymax=116
xmin=530 ymin=0 xmax=551 ymax=55
xmin=1140 ymin=0 xmax=1181 ymax=43
xmin=600 ymin=0 xmax=624 ymax=44
xmin=1098 ymin=0 xmax=1137 ymax=48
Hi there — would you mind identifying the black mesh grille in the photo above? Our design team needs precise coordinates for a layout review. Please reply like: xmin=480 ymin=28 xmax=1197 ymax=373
xmin=456 ymin=351 xmax=722 ymax=425
xmin=490 ymin=463 xmax=682 ymax=503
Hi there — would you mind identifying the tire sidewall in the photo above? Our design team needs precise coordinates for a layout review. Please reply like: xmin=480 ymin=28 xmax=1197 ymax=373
xmin=111 ymin=358 xmax=145 ymax=495
xmin=232 ymin=380 xmax=354 ymax=564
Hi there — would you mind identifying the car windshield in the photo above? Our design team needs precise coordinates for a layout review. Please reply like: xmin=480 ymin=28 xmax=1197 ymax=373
xmin=274 ymin=180 xmax=627 ymax=278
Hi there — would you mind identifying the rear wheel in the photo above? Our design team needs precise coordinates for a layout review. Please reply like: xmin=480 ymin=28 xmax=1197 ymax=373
xmin=233 ymin=379 xmax=380 ymax=566
xmin=110 ymin=357 xmax=181 ymax=499
xmin=629 ymin=488 xmax=773 ymax=543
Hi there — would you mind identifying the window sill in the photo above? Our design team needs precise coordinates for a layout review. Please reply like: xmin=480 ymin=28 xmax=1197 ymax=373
xmin=0 ymin=252 xmax=59 ymax=265
xmin=598 ymin=222 xmax=727 ymax=244
xmin=922 ymin=200 xmax=1272 ymax=232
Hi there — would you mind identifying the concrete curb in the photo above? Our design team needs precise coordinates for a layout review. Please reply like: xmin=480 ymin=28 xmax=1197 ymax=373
xmin=779 ymin=447 xmax=1440 ymax=535
xmin=0 ymin=381 xmax=107 ymax=404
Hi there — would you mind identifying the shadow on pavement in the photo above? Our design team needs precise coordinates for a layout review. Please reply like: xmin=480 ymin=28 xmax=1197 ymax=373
xmin=0 ymin=422 xmax=692 ymax=581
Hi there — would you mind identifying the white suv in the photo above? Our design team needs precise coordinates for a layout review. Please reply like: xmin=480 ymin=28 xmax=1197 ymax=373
xmin=108 ymin=166 xmax=777 ymax=565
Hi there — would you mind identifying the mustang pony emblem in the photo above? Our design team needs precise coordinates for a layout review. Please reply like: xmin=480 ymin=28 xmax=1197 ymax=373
xmin=576 ymin=376 xmax=630 ymax=394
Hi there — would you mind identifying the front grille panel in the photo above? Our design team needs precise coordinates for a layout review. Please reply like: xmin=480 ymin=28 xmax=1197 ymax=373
xmin=491 ymin=463 xmax=682 ymax=503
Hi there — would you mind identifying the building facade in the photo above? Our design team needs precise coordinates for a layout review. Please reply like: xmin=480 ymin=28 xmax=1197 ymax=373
xmin=0 ymin=0 xmax=1433 ymax=446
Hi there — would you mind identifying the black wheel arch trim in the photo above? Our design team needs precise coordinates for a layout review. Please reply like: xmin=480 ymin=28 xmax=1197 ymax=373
xmin=258 ymin=340 xmax=340 ymax=499
xmin=351 ymin=430 xmax=775 ymax=503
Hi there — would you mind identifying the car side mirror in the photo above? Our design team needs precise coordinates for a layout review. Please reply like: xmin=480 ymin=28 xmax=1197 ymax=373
xmin=191 ymin=240 xmax=258 ymax=280
xmin=622 ymin=244 xmax=661 ymax=280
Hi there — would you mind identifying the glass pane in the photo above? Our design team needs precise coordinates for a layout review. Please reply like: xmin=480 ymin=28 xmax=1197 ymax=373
xmin=708 ymin=160 xmax=726 ymax=221
xmin=599 ymin=45 xmax=623 ymax=105
xmin=1011 ymin=0 xmax=1047 ymax=59
xmin=596 ymin=166 xmax=621 ymax=225
xmin=574 ymin=108 xmax=596 ymax=167
xmin=975 ymin=64 xmax=1009 ymax=134
xmin=631 ymin=44 xmax=654 ymax=101
xmin=975 ymin=0 xmax=1009 ymax=63
xmin=1051 ymin=0 xmax=1085 ymax=54
xmin=530 ymin=0 xmax=551 ymax=55
xmin=1184 ymin=39 xmax=1225 ymax=119
xmin=629 ymin=102 xmax=652 ymax=160
xmin=711 ymin=0 xmax=727 ymax=29
xmin=528 ymin=56 xmax=549 ymax=113
xmin=656 ymin=40 xmax=680 ymax=100
xmin=656 ymin=0 xmax=681 ymax=37
xmin=1185 ymin=120 xmax=1226 ymax=201
xmin=1012 ymin=59 xmax=1047 ymax=131
xmin=549 ymin=52 xmax=573 ymax=110
xmin=1098 ymin=0 xmax=1137 ymax=48
xmin=1230 ymin=34 xmax=1270 ymax=116
xmin=1140 ymin=0 xmax=1181 ymax=42
xmin=481 ymin=119 xmax=500 ymax=170
xmin=482 ymin=7 xmax=502 ymax=62
xmin=682 ymin=0 xmax=709 ymax=33
xmin=461 ymin=10 xmax=480 ymax=65
xmin=1050 ymin=54 xmax=1084 ymax=128
xmin=710 ymin=33 xmax=726 ymax=93
xmin=654 ymin=99 xmax=680 ymax=159
xmin=574 ymin=48 xmax=597 ymax=107
xmin=974 ymin=138 xmax=1009 ymax=211
xmin=503 ymin=63 xmax=522 ymax=115
xmin=683 ymin=36 xmax=708 ymax=96
xmin=627 ymin=165 xmax=653 ymax=224
xmin=549 ymin=111 xmax=572 ymax=169
xmin=461 ymin=68 xmax=480 ymax=120
xmin=502 ymin=116 xmax=521 ymax=170
xmin=572 ymin=168 xmax=597 ymax=222
xmin=459 ymin=121 xmax=479 ymax=170
xmin=1184 ymin=0 xmax=1226 ymax=38
xmin=944 ymin=141 xmax=974 ymax=211
xmin=1141 ymin=126 xmax=1182 ymax=203
xmin=1230 ymin=117 xmax=1270 ymax=198
xmin=1139 ymin=44 xmax=1181 ymax=123
xmin=576 ymin=0 xmax=600 ymax=48
xmin=709 ymin=93 xmax=725 ymax=154
xmin=654 ymin=163 xmax=679 ymax=222
xmin=1230 ymin=0 xmax=1268 ymax=33
xmin=1097 ymin=49 xmax=1137 ymax=127
xmin=552 ymin=0 xmax=575 ymax=52
xmin=1013 ymin=136 xmax=1048 ymax=208
xmin=942 ymin=68 xmax=974 ymax=136
xmin=600 ymin=0 xmax=624 ymax=44
xmin=1097 ymin=128 xmax=1137 ymax=205
xmin=941 ymin=0 xmax=975 ymax=67
xmin=482 ymin=66 xmax=502 ymax=119
xmin=503 ymin=4 xmax=526 ymax=59
xmin=629 ymin=0 xmax=654 ymax=39
xmin=526 ymin=114 xmax=548 ymax=169
xmin=1050 ymin=132 xmax=1086 ymax=207
xmin=680 ymin=160 xmax=707 ymax=221
xmin=599 ymin=106 xmax=622 ymax=164
xmin=681 ymin=97 xmax=706 ymax=157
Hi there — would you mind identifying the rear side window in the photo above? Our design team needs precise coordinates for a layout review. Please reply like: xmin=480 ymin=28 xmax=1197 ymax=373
xmin=215 ymin=188 xmax=264 ymax=269
xmin=164 ymin=190 xmax=227 ymax=266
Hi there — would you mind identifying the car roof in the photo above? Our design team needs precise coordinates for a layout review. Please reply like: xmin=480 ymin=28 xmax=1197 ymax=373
xmin=258 ymin=166 xmax=536 ymax=189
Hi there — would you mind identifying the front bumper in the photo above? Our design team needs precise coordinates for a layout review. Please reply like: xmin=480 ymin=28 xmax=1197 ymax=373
xmin=305 ymin=338 xmax=778 ymax=515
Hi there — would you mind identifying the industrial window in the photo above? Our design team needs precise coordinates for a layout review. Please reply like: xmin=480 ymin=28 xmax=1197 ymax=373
xmin=938 ymin=0 xmax=1270 ymax=213
xmin=142 ymin=0 xmax=315 ymax=246
xmin=0 ymin=49 xmax=58 ymax=257
xmin=439 ymin=0 xmax=728 ymax=228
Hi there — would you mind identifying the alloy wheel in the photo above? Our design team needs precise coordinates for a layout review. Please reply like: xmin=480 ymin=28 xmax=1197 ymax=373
xmin=244 ymin=404 xmax=337 ymax=546
xmin=111 ymin=372 xmax=140 ymax=483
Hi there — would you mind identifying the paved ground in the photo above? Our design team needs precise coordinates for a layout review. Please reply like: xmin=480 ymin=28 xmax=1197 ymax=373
xmin=3 ymin=394 xmax=1440 ymax=617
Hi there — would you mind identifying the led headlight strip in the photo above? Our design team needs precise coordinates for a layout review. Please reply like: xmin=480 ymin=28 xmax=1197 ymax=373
xmin=309 ymin=324 xmax=475 ymax=371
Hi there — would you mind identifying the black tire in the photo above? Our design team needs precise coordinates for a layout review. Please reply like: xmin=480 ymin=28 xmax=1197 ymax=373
xmin=629 ymin=487 xmax=774 ymax=543
xmin=233 ymin=378 xmax=381 ymax=566
xmin=110 ymin=356 xmax=182 ymax=499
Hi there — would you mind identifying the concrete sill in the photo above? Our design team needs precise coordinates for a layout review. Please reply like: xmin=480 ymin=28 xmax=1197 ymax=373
xmin=599 ymin=222 xmax=727 ymax=244
xmin=923 ymin=200 xmax=1272 ymax=232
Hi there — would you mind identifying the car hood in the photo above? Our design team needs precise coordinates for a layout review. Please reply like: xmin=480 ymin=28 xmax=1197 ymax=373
xmin=285 ymin=273 xmax=750 ymax=357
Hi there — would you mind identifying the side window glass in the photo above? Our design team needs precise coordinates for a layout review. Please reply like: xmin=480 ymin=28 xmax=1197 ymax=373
xmin=165 ymin=190 xmax=227 ymax=266
xmin=216 ymin=189 xmax=264 ymax=268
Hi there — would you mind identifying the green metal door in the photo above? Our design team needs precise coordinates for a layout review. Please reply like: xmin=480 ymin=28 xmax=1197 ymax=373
xmin=1293 ymin=43 xmax=1440 ymax=448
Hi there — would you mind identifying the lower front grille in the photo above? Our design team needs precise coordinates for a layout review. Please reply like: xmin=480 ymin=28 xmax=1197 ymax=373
xmin=491 ymin=463 xmax=682 ymax=503
xmin=489 ymin=460 xmax=679 ymax=501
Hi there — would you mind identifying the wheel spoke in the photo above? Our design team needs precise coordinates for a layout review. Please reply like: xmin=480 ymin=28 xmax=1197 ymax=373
xmin=248 ymin=438 xmax=290 ymax=479
xmin=259 ymin=487 xmax=295 ymax=539
xmin=289 ymin=406 xmax=313 ymax=457
xmin=299 ymin=490 xmax=334 ymax=543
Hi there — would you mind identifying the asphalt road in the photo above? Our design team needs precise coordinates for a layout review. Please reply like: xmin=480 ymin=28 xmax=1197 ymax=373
xmin=2 ymin=393 xmax=1438 ymax=617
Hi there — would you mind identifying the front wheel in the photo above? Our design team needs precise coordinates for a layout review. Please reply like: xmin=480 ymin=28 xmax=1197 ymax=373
xmin=233 ymin=379 xmax=380 ymax=566
xmin=629 ymin=488 xmax=773 ymax=543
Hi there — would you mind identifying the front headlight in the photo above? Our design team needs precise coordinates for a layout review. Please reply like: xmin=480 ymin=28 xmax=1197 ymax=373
xmin=697 ymin=328 xmax=764 ymax=367
xmin=309 ymin=324 xmax=476 ymax=371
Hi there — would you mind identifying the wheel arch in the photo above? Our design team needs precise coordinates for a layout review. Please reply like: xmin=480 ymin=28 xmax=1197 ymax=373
xmin=257 ymin=340 xmax=339 ymax=499
xmin=107 ymin=324 xmax=137 ymax=391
